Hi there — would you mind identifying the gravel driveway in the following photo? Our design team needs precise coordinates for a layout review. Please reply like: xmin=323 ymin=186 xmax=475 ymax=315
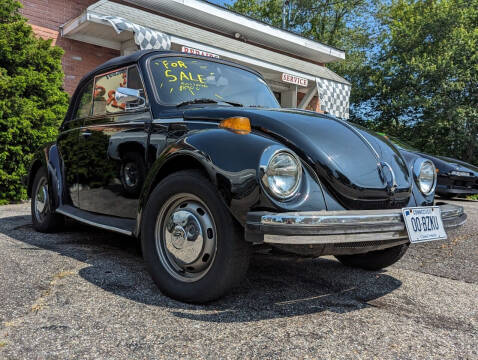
xmin=0 ymin=199 xmax=477 ymax=359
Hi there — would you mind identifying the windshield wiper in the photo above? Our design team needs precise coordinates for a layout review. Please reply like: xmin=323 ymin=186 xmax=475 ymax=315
xmin=176 ymin=98 xmax=243 ymax=108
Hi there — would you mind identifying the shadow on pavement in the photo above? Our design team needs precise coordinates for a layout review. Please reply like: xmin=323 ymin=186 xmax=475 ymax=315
xmin=1 ymin=214 xmax=402 ymax=323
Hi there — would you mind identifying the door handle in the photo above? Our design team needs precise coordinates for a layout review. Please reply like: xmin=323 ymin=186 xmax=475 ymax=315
xmin=80 ymin=131 xmax=92 ymax=138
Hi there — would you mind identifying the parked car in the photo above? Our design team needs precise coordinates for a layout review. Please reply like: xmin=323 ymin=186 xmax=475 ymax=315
xmin=27 ymin=50 xmax=467 ymax=303
xmin=384 ymin=135 xmax=478 ymax=199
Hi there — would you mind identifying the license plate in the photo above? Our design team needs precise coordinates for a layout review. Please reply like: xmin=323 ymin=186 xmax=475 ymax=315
xmin=402 ymin=206 xmax=447 ymax=243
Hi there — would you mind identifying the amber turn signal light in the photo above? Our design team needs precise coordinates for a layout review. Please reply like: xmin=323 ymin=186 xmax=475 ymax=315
xmin=219 ymin=117 xmax=251 ymax=134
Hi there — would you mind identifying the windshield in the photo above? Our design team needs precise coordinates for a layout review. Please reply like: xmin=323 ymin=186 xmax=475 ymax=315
xmin=149 ymin=56 xmax=280 ymax=108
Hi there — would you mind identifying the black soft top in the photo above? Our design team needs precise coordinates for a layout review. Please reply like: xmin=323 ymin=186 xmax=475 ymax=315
xmin=83 ymin=50 xmax=174 ymax=80
xmin=64 ymin=49 xmax=264 ymax=123
xmin=80 ymin=49 xmax=262 ymax=85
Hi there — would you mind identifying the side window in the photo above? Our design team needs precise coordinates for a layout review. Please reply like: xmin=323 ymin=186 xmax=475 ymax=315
xmin=73 ymin=80 xmax=93 ymax=120
xmin=92 ymin=66 xmax=145 ymax=116
xmin=93 ymin=68 xmax=127 ymax=116
xmin=126 ymin=66 xmax=147 ymax=109
xmin=127 ymin=66 xmax=145 ymax=94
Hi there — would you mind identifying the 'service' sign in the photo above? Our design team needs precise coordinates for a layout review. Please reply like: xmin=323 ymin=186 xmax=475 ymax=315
xmin=281 ymin=73 xmax=308 ymax=87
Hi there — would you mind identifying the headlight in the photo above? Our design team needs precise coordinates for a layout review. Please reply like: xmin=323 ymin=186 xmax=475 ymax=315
xmin=260 ymin=147 xmax=302 ymax=200
xmin=413 ymin=159 xmax=436 ymax=195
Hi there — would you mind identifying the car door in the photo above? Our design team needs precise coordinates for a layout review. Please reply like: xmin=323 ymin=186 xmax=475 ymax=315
xmin=77 ymin=65 xmax=151 ymax=218
xmin=57 ymin=79 xmax=94 ymax=208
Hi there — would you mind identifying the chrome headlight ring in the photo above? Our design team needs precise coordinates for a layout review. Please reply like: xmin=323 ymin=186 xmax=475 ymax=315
xmin=413 ymin=158 xmax=437 ymax=196
xmin=259 ymin=145 xmax=302 ymax=201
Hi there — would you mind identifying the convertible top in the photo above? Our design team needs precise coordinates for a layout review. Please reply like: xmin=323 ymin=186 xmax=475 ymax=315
xmin=64 ymin=50 xmax=264 ymax=121
xmin=83 ymin=50 xmax=174 ymax=81
xmin=81 ymin=50 xmax=262 ymax=84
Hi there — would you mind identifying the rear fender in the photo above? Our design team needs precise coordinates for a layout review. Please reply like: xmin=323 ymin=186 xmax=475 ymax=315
xmin=27 ymin=143 xmax=63 ymax=210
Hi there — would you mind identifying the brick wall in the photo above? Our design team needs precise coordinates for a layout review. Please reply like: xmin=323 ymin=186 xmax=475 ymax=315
xmin=297 ymin=92 xmax=322 ymax=112
xmin=20 ymin=0 xmax=120 ymax=94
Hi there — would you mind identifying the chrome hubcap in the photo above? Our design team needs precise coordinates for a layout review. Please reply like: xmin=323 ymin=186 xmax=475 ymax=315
xmin=123 ymin=162 xmax=138 ymax=187
xmin=34 ymin=178 xmax=49 ymax=221
xmin=155 ymin=194 xmax=217 ymax=282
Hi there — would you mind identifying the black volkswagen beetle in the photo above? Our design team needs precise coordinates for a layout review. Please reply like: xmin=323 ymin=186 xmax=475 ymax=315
xmin=27 ymin=50 xmax=467 ymax=303
xmin=384 ymin=136 xmax=478 ymax=199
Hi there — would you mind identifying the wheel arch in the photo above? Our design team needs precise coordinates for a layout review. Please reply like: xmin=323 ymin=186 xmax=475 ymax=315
xmin=136 ymin=150 xmax=212 ymax=237
xmin=144 ymin=152 xmax=210 ymax=197
xmin=135 ymin=130 xmax=280 ymax=237
xmin=117 ymin=141 xmax=146 ymax=159
xmin=27 ymin=142 xmax=63 ymax=210
xmin=27 ymin=159 xmax=44 ymax=197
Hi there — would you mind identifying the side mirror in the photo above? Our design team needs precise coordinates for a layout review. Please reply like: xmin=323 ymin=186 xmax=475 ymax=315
xmin=115 ymin=87 xmax=146 ymax=111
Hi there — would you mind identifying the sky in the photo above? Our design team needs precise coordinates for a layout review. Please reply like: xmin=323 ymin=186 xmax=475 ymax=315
xmin=208 ymin=0 xmax=235 ymax=7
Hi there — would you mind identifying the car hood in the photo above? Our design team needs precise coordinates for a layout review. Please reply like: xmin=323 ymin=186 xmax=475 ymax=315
xmin=417 ymin=153 xmax=478 ymax=175
xmin=184 ymin=107 xmax=412 ymax=209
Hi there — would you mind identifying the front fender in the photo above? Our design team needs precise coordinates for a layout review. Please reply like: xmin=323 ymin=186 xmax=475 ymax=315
xmin=27 ymin=142 xmax=62 ymax=210
xmin=138 ymin=128 xmax=327 ymax=234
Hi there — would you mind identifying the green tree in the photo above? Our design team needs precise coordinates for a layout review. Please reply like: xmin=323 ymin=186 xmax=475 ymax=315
xmin=227 ymin=0 xmax=380 ymax=121
xmin=0 ymin=0 xmax=68 ymax=204
xmin=365 ymin=0 xmax=477 ymax=164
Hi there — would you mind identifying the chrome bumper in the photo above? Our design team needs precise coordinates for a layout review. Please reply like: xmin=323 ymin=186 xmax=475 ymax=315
xmin=245 ymin=204 xmax=466 ymax=245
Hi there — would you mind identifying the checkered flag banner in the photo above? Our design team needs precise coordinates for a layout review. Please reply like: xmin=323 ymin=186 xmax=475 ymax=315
xmin=316 ymin=78 xmax=351 ymax=119
xmin=98 ymin=15 xmax=171 ymax=50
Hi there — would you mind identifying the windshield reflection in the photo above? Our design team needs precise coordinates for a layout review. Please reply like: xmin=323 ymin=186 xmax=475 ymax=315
xmin=149 ymin=56 xmax=280 ymax=109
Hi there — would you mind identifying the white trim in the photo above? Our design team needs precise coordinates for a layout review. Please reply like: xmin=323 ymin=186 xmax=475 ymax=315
xmin=61 ymin=9 xmax=350 ymax=85
xmin=61 ymin=12 xmax=88 ymax=36
xmin=170 ymin=35 xmax=317 ymax=82
xmin=68 ymin=33 xmax=121 ymax=50
xmin=56 ymin=208 xmax=133 ymax=236
xmin=127 ymin=0 xmax=345 ymax=61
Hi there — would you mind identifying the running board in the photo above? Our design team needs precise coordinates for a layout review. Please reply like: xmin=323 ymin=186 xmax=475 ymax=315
xmin=56 ymin=205 xmax=135 ymax=236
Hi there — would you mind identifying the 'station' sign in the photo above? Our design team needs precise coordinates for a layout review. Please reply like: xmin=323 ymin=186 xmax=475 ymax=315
xmin=181 ymin=46 xmax=220 ymax=59
xmin=281 ymin=73 xmax=308 ymax=87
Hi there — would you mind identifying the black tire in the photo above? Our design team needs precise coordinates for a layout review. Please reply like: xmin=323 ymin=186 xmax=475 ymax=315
xmin=141 ymin=170 xmax=251 ymax=303
xmin=335 ymin=243 xmax=409 ymax=271
xmin=120 ymin=152 xmax=146 ymax=197
xmin=31 ymin=168 xmax=64 ymax=233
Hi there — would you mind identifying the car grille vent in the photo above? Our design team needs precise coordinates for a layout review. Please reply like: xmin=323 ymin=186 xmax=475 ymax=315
xmin=344 ymin=197 xmax=409 ymax=210
xmin=334 ymin=239 xmax=405 ymax=248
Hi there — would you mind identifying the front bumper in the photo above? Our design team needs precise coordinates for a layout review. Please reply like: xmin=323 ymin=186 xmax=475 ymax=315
xmin=245 ymin=204 xmax=466 ymax=248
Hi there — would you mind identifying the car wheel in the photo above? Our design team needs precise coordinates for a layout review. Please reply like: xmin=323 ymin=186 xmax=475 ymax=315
xmin=335 ymin=243 xmax=409 ymax=271
xmin=120 ymin=152 xmax=145 ymax=197
xmin=141 ymin=170 xmax=251 ymax=303
xmin=31 ymin=168 xmax=64 ymax=233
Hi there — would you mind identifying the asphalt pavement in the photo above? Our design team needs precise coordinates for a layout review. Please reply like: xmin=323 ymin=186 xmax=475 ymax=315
xmin=0 ymin=199 xmax=476 ymax=359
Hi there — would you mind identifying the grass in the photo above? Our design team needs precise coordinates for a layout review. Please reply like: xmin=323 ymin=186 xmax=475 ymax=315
xmin=466 ymin=194 xmax=478 ymax=200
